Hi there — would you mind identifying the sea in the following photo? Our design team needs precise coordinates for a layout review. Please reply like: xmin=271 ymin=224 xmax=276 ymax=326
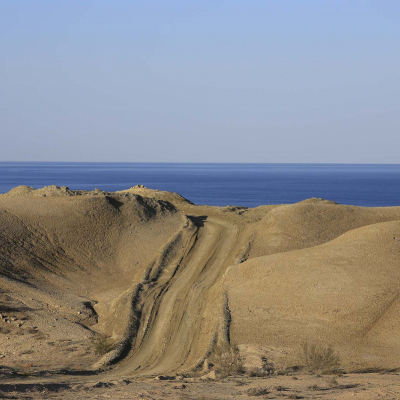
xmin=0 ymin=162 xmax=400 ymax=208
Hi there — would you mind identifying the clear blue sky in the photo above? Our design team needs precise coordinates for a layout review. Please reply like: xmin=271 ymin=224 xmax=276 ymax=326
xmin=0 ymin=1 xmax=399 ymax=163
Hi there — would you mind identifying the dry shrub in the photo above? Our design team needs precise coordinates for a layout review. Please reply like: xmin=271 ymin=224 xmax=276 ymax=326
xmin=210 ymin=344 xmax=244 ymax=377
xmin=246 ymin=386 xmax=270 ymax=396
xmin=248 ymin=369 xmax=267 ymax=377
xmin=91 ymin=335 xmax=112 ymax=356
xmin=299 ymin=342 xmax=340 ymax=373
xmin=248 ymin=355 xmax=275 ymax=377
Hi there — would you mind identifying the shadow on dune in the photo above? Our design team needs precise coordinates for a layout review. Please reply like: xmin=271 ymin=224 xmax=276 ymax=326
xmin=187 ymin=215 xmax=207 ymax=227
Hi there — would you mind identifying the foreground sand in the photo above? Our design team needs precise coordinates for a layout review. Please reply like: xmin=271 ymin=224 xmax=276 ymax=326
xmin=1 ymin=185 xmax=400 ymax=397
xmin=1 ymin=372 xmax=400 ymax=399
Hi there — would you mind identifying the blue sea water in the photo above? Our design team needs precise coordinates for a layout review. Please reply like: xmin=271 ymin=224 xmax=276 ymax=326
xmin=0 ymin=162 xmax=400 ymax=208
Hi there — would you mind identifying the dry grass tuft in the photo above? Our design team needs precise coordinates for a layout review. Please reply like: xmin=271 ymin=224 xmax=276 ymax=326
xmin=298 ymin=342 xmax=340 ymax=373
xmin=210 ymin=344 xmax=244 ymax=378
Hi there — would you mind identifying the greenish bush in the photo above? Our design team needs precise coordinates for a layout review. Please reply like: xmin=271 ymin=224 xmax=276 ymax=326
xmin=91 ymin=335 xmax=112 ymax=356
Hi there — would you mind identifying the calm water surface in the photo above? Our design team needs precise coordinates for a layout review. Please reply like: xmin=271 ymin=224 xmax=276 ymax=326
xmin=0 ymin=163 xmax=399 ymax=208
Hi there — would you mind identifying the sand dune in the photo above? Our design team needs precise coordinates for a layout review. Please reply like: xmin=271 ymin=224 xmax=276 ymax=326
xmin=248 ymin=199 xmax=400 ymax=257
xmin=0 ymin=186 xmax=186 ymax=371
xmin=226 ymin=220 xmax=400 ymax=370
xmin=1 ymin=185 xmax=400 ymax=378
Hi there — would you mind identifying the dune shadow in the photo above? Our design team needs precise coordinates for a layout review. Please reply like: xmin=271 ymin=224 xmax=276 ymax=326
xmin=187 ymin=215 xmax=207 ymax=227
xmin=105 ymin=196 xmax=124 ymax=210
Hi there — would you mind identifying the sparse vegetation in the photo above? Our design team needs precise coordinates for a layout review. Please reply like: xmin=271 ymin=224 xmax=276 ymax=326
xmin=298 ymin=342 xmax=340 ymax=373
xmin=248 ymin=356 xmax=275 ymax=377
xmin=246 ymin=386 xmax=270 ymax=396
xmin=261 ymin=356 xmax=275 ymax=375
xmin=91 ymin=335 xmax=112 ymax=356
xmin=209 ymin=344 xmax=244 ymax=377
xmin=248 ymin=369 xmax=268 ymax=377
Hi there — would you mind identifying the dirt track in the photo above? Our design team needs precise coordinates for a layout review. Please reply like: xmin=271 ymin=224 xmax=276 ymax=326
xmin=116 ymin=215 xmax=239 ymax=375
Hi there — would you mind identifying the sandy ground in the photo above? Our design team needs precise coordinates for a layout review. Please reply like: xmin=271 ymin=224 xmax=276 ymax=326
xmin=1 ymin=371 xmax=400 ymax=399
xmin=2 ymin=185 xmax=400 ymax=398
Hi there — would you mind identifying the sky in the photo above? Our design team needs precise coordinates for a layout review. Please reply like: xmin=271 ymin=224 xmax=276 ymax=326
xmin=0 ymin=1 xmax=399 ymax=163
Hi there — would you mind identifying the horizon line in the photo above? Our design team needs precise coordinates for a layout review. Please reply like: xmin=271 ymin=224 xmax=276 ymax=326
xmin=1 ymin=161 xmax=400 ymax=166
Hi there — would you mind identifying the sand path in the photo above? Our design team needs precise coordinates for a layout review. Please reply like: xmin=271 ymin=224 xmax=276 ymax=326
xmin=116 ymin=214 xmax=239 ymax=375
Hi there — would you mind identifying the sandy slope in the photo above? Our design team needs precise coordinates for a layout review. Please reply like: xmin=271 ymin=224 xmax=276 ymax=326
xmin=0 ymin=187 xmax=186 ymax=371
xmin=1 ymin=185 xmax=400 ymax=390
xmin=226 ymin=220 xmax=400 ymax=370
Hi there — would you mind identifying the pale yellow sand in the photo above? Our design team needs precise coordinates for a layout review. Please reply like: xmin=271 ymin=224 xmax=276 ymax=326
xmin=1 ymin=185 xmax=400 ymax=398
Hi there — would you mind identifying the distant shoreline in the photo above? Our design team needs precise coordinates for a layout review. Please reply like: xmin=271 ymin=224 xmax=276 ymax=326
xmin=1 ymin=163 xmax=400 ymax=207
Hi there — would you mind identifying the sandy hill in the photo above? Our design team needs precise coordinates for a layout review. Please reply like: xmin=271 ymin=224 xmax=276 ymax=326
xmin=1 ymin=186 xmax=400 ymax=377
xmin=0 ymin=186 xmax=188 ymax=371
xmin=225 ymin=220 xmax=400 ymax=370
xmin=117 ymin=185 xmax=194 ymax=205
xmin=247 ymin=199 xmax=400 ymax=257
